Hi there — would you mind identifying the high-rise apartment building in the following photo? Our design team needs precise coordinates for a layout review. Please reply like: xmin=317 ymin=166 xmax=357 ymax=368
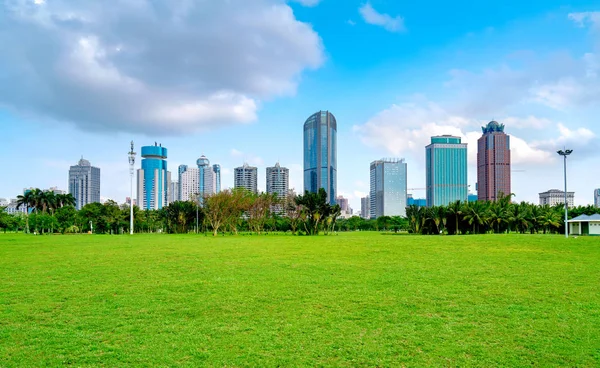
xmin=266 ymin=163 xmax=289 ymax=199
xmin=539 ymin=189 xmax=574 ymax=207
xmin=68 ymin=157 xmax=101 ymax=210
xmin=370 ymin=158 xmax=408 ymax=218
xmin=336 ymin=195 xmax=349 ymax=213
xmin=177 ymin=165 xmax=188 ymax=201
xmin=197 ymin=156 xmax=216 ymax=198
xmin=137 ymin=143 xmax=170 ymax=210
xmin=426 ymin=136 xmax=468 ymax=207
xmin=169 ymin=181 xmax=179 ymax=204
xmin=304 ymin=110 xmax=337 ymax=204
xmin=594 ymin=189 xmax=600 ymax=208
xmin=180 ymin=168 xmax=199 ymax=202
xmin=477 ymin=121 xmax=511 ymax=201
xmin=360 ymin=196 xmax=370 ymax=219
xmin=234 ymin=163 xmax=258 ymax=194
xmin=213 ymin=164 xmax=221 ymax=194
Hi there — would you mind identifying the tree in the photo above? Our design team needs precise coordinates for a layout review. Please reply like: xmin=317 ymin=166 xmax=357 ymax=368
xmin=16 ymin=190 xmax=35 ymax=233
xmin=285 ymin=192 xmax=303 ymax=235
xmin=295 ymin=188 xmax=331 ymax=235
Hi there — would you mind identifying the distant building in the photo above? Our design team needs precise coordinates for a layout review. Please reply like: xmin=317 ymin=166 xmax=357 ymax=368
xmin=197 ymin=156 xmax=218 ymax=198
xmin=69 ymin=157 xmax=101 ymax=210
xmin=213 ymin=164 xmax=221 ymax=194
xmin=169 ymin=181 xmax=179 ymax=204
xmin=468 ymin=193 xmax=478 ymax=202
xmin=177 ymin=165 xmax=188 ymax=201
xmin=180 ymin=168 xmax=199 ymax=202
xmin=137 ymin=143 xmax=170 ymax=210
xmin=336 ymin=196 xmax=349 ymax=213
xmin=361 ymin=196 xmax=370 ymax=219
xmin=304 ymin=110 xmax=337 ymax=204
xmin=235 ymin=163 xmax=258 ymax=194
xmin=539 ymin=189 xmax=574 ymax=207
xmin=426 ymin=135 xmax=468 ymax=207
xmin=477 ymin=121 xmax=511 ymax=201
xmin=595 ymin=189 xmax=600 ymax=208
xmin=4 ymin=199 xmax=27 ymax=215
xmin=407 ymin=194 xmax=427 ymax=208
xmin=370 ymin=158 xmax=408 ymax=218
xmin=48 ymin=186 xmax=66 ymax=195
xmin=266 ymin=163 xmax=289 ymax=199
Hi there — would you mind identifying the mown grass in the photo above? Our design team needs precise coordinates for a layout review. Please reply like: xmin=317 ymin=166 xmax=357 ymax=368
xmin=0 ymin=233 xmax=599 ymax=366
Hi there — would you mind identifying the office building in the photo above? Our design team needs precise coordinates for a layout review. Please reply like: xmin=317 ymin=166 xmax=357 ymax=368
xmin=407 ymin=194 xmax=427 ymax=208
xmin=266 ymin=163 xmax=289 ymax=199
xmin=361 ymin=196 xmax=370 ymax=219
xmin=177 ymin=165 xmax=188 ymax=201
xmin=595 ymin=189 xmax=600 ymax=208
xmin=477 ymin=121 xmax=511 ymax=201
xmin=337 ymin=196 xmax=349 ymax=213
xmin=539 ymin=189 xmax=574 ymax=207
xmin=426 ymin=135 xmax=468 ymax=207
xmin=304 ymin=110 xmax=337 ymax=204
xmin=68 ymin=157 xmax=101 ymax=210
xmin=169 ymin=181 xmax=179 ymax=204
xmin=370 ymin=158 xmax=408 ymax=218
xmin=137 ymin=143 xmax=170 ymax=210
xmin=180 ymin=168 xmax=199 ymax=202
xmin=234 ymin=163 xmax=258 ymax=194
xmin=213 ymin=164 xmax=221 ymax=194
xmin=197 ymin=155 xmax=216 ymax=197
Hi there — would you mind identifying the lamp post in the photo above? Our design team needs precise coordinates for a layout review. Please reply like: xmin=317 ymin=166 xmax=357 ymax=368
xmin=195 ymin=192 xmax=199 ymax=234
xmin=128 ymin=141 xmax=136 ymax=235
xmin=557 ymin=149 xmax=573 ymax=238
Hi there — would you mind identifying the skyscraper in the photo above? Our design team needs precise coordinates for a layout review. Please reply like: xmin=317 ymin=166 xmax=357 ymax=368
xmin=539 ymin=189 xmax=574 ymax=207
xmin=426 ymin=136 xmax=468 ymax=207
xmin=595 ymin=189 xmax=600 ymax=208
xmin=197 ymin=155 xmax=216 ymax=197
xmin=180 ymin=168 xmax=199 ymax=201
xmin=68 ymin=157 xmax=101 ymax=210
xmin=234 ymin=163 xmax=258 ymax=194
xmin=266 ymin=163 xmax=289 ymax=199
xmin=177 ymin=164 xmax=188 ymax=201
xmin=336 ymin=196 xmax=349 ymax=213
xmin=361 ymin=196 xmax=370 ymax=219
xmin=369 ymin=158 xmax=408 ymax=218
xmin=303 ymin=110 xmax=337 ymax=204
xmin=213 ymin=164 xmax=221 ymax=194
xmin=477 ymin=121 xmax=511 ymax=201
xmin=137 ymin=143 xmax=170 ymax=210
xmin=169 ymin=181 xmax=179 ymax=204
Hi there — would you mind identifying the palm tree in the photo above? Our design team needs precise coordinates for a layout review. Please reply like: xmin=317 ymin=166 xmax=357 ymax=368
xmin=446 ymin=200 xmax=463 ymax=235
xmin=486 ymin=203 xmax=507 ymax=234
xmin=16 ymin=190 xmax=35 ymax=233
xmin=56 ymin=193 xmax=76 ymax=208
xmin=463 ymin=201 xmax=487 ymax=234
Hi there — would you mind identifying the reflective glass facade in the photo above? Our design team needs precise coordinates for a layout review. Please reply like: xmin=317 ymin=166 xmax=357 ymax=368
xmin=369 ymin=158 xmax=407 ymax=218
xmin=139 ymin=145 xmax=168 ymax=210
xmin=303 ymin=111 xmax=337 ymax=204
xmin=426 ymin=136 xmax=468 ymax=207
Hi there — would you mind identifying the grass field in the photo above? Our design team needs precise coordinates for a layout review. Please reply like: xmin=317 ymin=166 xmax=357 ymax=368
xmin=1 ymin=233 xmax=599 ymax=366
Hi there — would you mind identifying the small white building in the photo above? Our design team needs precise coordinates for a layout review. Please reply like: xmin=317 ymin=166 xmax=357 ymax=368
xmin=568 ymin=214 xmax=600 ymax=236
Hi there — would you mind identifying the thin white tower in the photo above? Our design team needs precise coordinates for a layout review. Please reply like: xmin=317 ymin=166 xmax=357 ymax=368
xmin=128 ymin=141 xmax=136 ymax=235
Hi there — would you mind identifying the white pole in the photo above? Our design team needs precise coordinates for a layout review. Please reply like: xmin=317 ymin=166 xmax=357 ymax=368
xmin=129 ymin=141 xmax=136 ymax=235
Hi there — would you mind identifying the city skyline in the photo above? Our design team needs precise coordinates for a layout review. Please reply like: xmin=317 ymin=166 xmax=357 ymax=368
xmin=1 ymin=1 xmax=599 ymax=210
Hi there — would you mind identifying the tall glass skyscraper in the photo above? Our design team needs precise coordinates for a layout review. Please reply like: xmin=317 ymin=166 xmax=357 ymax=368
xmin=177 ymin=164 xmax=188 ymax=201
xmin=137 ymin=143 xmax=170 ymax=210
xmin=595 ymin=189 xmax=600 ymax=208
xmin=477 ymin=121 xmax=511 ymax=201
xmin=197 ymin=155 xmax=213 ymax=197
xmin=303 ymin=110 xmax=337 ymax=204
xmin=68 ymin=157 xmax=101 ymax=210
xmin=426 ymin=136 xmax=468 ymax=207
xmin=369 ymin=158 xmax=408 ymax=218
xmin=213 ymin=164 xmax=221 ymax=194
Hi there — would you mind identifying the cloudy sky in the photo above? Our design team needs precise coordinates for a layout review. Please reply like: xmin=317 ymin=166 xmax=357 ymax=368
xmin=1 ymin=0 xmax=599 ymax=209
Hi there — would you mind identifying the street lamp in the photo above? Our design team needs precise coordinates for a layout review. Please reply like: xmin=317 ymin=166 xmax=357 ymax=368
xmin=128 ymin=141 xmax=137 ymax=235
xmin=557 ymin=149 xmax=573 ymax=238
xmin=195 ymin=192 xmax=199 ymax=234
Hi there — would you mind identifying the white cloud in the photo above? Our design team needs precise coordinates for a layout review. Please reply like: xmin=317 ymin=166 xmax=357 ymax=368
xmin=502 ymin=116 xmax=552 ymax=130
xmin=568 ymin=12 xmax=600 ymax=29
xmin=359 ymin=3 xmax=405 ymax=33
xmin=0 ymin=0 xmax=324 ymax=134
xmin=229 ymin=149 xmax=264 ymax=167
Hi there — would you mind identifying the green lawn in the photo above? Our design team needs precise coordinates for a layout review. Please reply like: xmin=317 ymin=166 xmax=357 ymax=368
xmin=1 ymin=233 xmax=599 ymax=366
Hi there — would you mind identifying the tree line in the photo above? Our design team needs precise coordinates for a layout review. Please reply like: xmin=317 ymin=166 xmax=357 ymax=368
xmin=1 ymin=189 xmax=597 ymax=235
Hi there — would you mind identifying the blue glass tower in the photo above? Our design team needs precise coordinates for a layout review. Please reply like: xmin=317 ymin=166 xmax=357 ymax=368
xmin=137 ymin=143 xmax=168 ymax=210
xmin=426 ymin=136 xmax=468 ymax=207
xmin=369 ymin=158 xmax=407 ymax=218
xmin=177 ymin=164 xmax=188 ymax=201
xmin=213 ymin=164 xmax=221 ymax=193
xmin=303 ymin=111 xmax=337 ymax=204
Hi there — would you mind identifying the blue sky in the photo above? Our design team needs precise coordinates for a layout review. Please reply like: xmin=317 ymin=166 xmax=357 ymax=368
xmin=1 ymin=0 xmax=599 ymax=210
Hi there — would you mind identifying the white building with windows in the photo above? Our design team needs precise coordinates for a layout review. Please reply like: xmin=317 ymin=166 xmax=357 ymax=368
xmin=235 ymin=163 xmax=258 ymax=194
xmin=539 ymin=189 xmax=574 ymax=207
xmin=180 ymin=168 xmax=199 ymax=202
